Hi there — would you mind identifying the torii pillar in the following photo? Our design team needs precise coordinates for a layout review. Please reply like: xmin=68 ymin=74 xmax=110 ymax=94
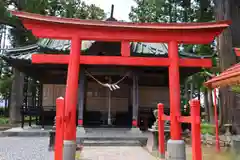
xmin=167 ymin=41 xmax=186 ymax=160
xmin=63 ymin=36 xmax=81 ymax=160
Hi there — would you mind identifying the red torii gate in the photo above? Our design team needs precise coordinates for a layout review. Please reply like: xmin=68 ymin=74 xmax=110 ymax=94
xmin=11 ymin=11 xmax=230 ymax=159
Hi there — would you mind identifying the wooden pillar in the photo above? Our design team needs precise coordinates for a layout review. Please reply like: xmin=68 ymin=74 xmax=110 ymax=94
xmin=168 ymin=40 xmax=181 ymax=140
xmin=77 ymin=68 xmax=85 ymax=126
xmin=64 ymin=37 xmax=81 ymax=141
xmin=132 ymin=73 xmax=139 ymax=127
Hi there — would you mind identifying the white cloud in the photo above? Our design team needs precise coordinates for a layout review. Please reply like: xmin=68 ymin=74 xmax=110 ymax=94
xmin=83 ymin=0 xmax=136 ymax=21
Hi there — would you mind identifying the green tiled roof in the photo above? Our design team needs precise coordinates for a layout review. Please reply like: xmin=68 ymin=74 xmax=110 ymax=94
xmin=1 ymin=39 xmax=213 ymax=61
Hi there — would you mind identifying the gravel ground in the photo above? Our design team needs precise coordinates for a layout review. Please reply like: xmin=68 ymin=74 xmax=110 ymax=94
xmin=0 ymin=137 xmax=53 ymax=160
xmin=0 ymin=137 xmax=156 ymax=160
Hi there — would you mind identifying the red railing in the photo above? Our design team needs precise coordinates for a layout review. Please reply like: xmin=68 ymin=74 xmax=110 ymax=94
xmin=55 ymin=97 xmax=65 ymax=160
xmin=158 ymin=99 xmax=202 ymax=160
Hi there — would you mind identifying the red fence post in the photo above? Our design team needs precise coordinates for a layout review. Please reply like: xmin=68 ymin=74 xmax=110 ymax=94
xmin=55 ymin=97 xmax=65 ymax=160
xmin=158 ymin=103 xmax=165 ymax=159
xmin=190 ymin=99 xmax=202 ymax=160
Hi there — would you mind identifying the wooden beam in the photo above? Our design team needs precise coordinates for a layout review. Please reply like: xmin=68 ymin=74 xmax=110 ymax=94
xmin=179 ymin=58 xmax=212 ymax=67
xmin=121 ymin=41 xmax=130 ymax=57
xmin=21 ymin=23 xmax=219 ymax=44
xmin=32 ymin=54 xmax=212 ymax=68
xmin=12 ymin=11 xmax=230 ymax=44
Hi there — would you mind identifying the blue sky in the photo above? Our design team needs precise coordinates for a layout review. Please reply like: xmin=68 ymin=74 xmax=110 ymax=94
xmin=83 ymin=0 xmax=136 ymax=21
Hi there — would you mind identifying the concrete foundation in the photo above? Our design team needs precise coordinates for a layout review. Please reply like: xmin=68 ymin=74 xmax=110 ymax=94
xmin=63 ymin=140 xmax=76 ymax=160
xmin=166 ymin=139 xmax=186 ymax=160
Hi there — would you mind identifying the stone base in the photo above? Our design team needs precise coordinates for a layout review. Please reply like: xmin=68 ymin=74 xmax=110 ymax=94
xmin=76 ymin=127 xmax=148 ymax=146
xmin=146 ymin=130 xmax=158 ymax=152
xmin=129 ymin=128 xmax=147 ymax=146
xmin=77 ymin=126 xmax=86 ymax=134
xmin=76 ymin=126 xmax=85 ymax=145
xmin=129 ymin=127 xmax=142 ymax=134
xmin=166 ymin=139 xmax=186 ymax=160
xmin=63 ymin=140 xmax=76 ymax=160
xmin=232 ymin=136 xmax=240 ymax=159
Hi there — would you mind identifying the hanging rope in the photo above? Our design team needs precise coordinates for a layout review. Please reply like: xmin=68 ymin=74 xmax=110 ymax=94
xmin=85 ymin=70 xmax=131 ymax=91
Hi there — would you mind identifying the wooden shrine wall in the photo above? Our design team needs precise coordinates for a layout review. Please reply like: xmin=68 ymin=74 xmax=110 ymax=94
xmin=86 ymin=82 xmax=129 ymax=112
xmin=233 ymin=93 xmax=240 ymax=134
xmin=42 ymin=83 xmax=170 ymax=111
xmin=42 ymin=84 xmax=66 ymax=108
xmin=139 ymin=86 xmax=170 ymax=109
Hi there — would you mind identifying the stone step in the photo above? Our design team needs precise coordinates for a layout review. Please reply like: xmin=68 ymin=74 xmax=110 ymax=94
xmin=83 ymin=140 xmax=142 ymax=146
xmin=77 ymin=136 xmax=148 ymax=146
xmin=76 ymin=128 xmax=149 ymax=146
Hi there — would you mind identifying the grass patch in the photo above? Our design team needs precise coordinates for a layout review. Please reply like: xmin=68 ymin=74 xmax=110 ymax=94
xmin=0 ymin=116 xmax=9 ymax=125
xmin=201 ymin=123 xmax=215 ymax=135
xmin=24 ymin=116 xmax=36 ymax=121
xmin=0 ymin=116 xmax=36 ymax=125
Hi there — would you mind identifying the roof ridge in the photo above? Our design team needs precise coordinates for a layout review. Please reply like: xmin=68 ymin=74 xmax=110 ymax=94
xmin=5 ymin=44 xmax=38 ymax=53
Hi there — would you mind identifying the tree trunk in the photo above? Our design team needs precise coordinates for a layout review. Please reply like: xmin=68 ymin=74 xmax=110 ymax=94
xmin=203 ymin=88 xmax=210 ymax=122
xmin=9 ymin=69 xmax=24 ymax=124
xmin=214 ymin=0 xmax=238 ymax=130
xmin=190 ymin=77 xmax=194 ymax=99
xmin=184 ymin=79 xmax=189 ymax=104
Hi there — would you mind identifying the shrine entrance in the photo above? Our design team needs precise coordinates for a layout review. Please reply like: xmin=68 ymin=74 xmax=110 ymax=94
xmin=84 ymin=74 xmax=132 ymax=128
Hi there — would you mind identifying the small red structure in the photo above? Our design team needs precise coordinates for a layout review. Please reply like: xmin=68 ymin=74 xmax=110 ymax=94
xmin=10 ymin=11 xmax=230 ymax=159
xmin=234 ymin=48 xmax=240 ymax=57
xmin=158 ymin=100 xmax=202 ymax=160
xmin=205 ymin=62 xmax=240 ymax=88
xmin=205 ymin=53 xmax=240 ymax=152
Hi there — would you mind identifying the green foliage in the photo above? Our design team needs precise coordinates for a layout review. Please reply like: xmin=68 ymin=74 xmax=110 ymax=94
xmin=129 ymin=0 xmax=168 ymax=22
xmin=0 ymin=76 xmax=12 ymax=99
xmin=0 ymin=116 xmax=9 ymax=125
xmin=231 ymin=85 xmax=240 ymax=93
xmin=201 ymin=123 xmax=215 ymax=135
xmin=129 ymin=0 xmax=212 ymax=23
xmin=4 ymin=0 xmax=106 ymax=47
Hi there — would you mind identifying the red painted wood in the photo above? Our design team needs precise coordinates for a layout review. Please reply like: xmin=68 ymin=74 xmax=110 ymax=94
xmin=32 ymin=54 xmax=69 ymax=64
xmin=158 ymin=103 xmax=165 ymax=157
xmin=132 ymin=120 xmax=138 ymax=127
xmin=168 ymin=41 xmax=181 ymax=140
xmin=55 ymin=97 xmax=65 ymax=160
xmin=234 ymin=48 xmax=240 ymax=56
xmin=12 ymin=11 xmax=230 ymax=29
xmin=81 ymin=56 xmax=171 ymax=66
xmin=32 ymin=54 xmax=212 ymax=68
xmin=64 ymin=37 xmax=81 ymax=141
xmin=179 ymin=58 xmax=212 ymax=67
xmin=20 ymin=22 xmax=221 ymax=44
xmin=160 ymin=115 xmax=171 ymax=121
xmin=78 ymin=119 xmax=83 ymax=126
xmin=11 ymin=11 xmax=230 ymax=44
xmin=205 ymin=63 xmax=240 ymax=87
xmin=206 ymin=69 xmax=240 ymax=83
xmin=121 ymin=41 xmax=130 ymax=57
xmin=178 ymin=116 xmax=191 ymax=123
xmin=190 ymin=99 xmax=202 ymax=160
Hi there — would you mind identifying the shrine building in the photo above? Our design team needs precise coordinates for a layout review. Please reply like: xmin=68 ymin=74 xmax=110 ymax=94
xmin=1 ymin=11 xmax=229 ymax=142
